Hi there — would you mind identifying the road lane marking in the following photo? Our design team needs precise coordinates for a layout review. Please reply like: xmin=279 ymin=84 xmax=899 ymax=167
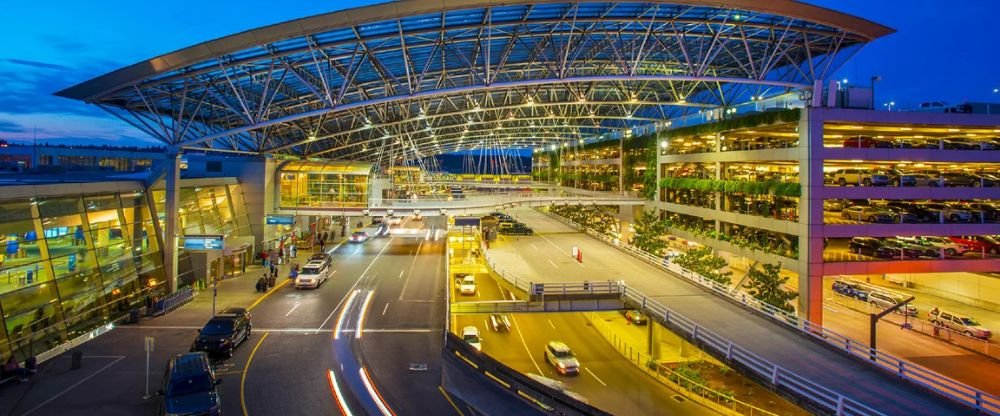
xmin=530 ymin=243 xmax=539 ymax=250
xmin=438 ymin=386 xmax=466 ymax=416
xmin=584 ymin=367 xmax=607 ymax=387
xmin=824 ymin=305 xmax=840 ymax=313
xmin=399 ymin=269 xmax=405 ymax=279
xmin=509 ymin=315 xmax=544 ymax=375
xmin=382 ymin=302 xmax=390 ymax=316
xmin=247 ymin=278 xmax=291 ymax=311
xmin=317 ymin=238 xmax=394 ymax=334
xmin=547 ymin=319 xmax=556 ymax=330
xmin=21 ymin=356 xmax=125 ymax=416
xmin=284 ymin=302 xmax=301 ymax=317
xmin=119 ymin=325 xmax=333 ymax=333
xmin=240 ymin=331 xmax=270 ymax=416
xmin=338 ymin=328 xmax=433 ymax=333
xmin=547 ymin=259 xmax=559 ymax=269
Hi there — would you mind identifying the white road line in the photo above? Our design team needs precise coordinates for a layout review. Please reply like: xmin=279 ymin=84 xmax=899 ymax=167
xmin=399 ymin=269 xmax=405 ymax=279
xmin=547 ymin=319 xmax=556 ymax=330
xmin=509 ymin=315 xmax=544 ymax=375
xmin=824 ymin=305 xmax=840 ymax=313
xmin=547 ymin=259 xmax=559 ymax=269
xmin=22 ymin=356 xmax=126 ymax=415
xmin=284 ymin=302 xmax=301 ymax=317
xmin=338 ymin=328 xmax=434 ymax=333
xmin=382 ymin=302 xmax=390 ymax=316
xmin=120 ymin=326 xmax=335 ymax=333
xmin=530 ymin=243 xmax=539 ymax=250
xmin=585 ymin=367 xmax=608 ymax=387
xmin=536 ymin=231 xmax=570 ymax=256
xmin=317 ymin=238 xmax=394 ymax=334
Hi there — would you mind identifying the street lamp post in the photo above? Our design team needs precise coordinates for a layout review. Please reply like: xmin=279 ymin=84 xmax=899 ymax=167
xmin=883 ymin=101 xmax=896 ymax=112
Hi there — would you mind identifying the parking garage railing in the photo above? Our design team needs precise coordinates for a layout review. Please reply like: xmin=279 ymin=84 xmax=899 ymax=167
xmin=546 ymin=212 xmax=1000 ymax=416
xmin=368 ymin=188 xmax=645 ymax=210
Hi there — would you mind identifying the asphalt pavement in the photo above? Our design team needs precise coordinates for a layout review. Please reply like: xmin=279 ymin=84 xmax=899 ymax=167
xmin=486 ymin=207 xmax=972 ymax=415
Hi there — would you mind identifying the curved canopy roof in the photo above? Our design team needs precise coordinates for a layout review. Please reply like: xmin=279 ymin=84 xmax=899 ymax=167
xmin=57 ymin=0 xmax=891 ymax=166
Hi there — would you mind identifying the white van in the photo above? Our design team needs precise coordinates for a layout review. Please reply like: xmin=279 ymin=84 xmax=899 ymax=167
xmin=296 ymin=260 xmax=330 ymax=289
xmin=462 ymin=326 xmax=482 ymax=351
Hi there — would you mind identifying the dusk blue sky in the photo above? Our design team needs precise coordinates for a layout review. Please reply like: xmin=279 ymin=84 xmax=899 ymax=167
xmin=1 ymin=1 xmax=996 ymax=146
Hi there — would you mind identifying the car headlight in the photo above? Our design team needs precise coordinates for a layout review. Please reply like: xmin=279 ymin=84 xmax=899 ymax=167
xmin=557 ymin=363 xmax=566 ymax=368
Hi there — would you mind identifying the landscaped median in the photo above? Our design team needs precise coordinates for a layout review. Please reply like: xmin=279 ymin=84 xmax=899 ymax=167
xmin=584 ymin=312 xmax=808 ymax=416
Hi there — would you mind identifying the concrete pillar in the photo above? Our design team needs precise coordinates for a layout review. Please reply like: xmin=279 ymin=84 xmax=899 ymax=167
xmin=797 ymin=108 xmax=825 ymax=325
xmin=163 ymin=151 xmax=182 ymax=294
xmin=648 ymin=322 xmax=663 ymax=360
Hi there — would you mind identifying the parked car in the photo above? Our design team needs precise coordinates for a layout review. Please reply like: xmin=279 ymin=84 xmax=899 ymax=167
xmin=873 ymin=203 xmax=920 ymax=223
xmin=832 ymin=279 xmax=869 ymax=301
xmin=954 ymin=202 xmax=1000 ymax=222
xmin=942 ymin=137 xmax=996 ymax=150
xmin=884 ymin=202 xmax=937 ymax=223
xmin=913 ymin=235 xmax=968 ymax=256
xmin=928 ymin=308 xmax=992 ymax=339
xmin=502 ymin=224 xmax=534 ymax=236
xmin=885 ymin=170 xmax=941 ymax=187
xmin=843 ymin=136 xmax=894 ymax=148
xmin=878 ymin=238 xmax=926 ymax=258
xmin=623 ymin=310 xmax=648 ymax=325
xmin=544 ymin=341 xmax=580 ymax=376
xmin=158 ymin=352 xmax=222 ymax=416
xmin=867 ymin=291 xmax=917 ymax=316
xmin=385 ymin=216 xmax=402 ymax=226
xmin=949 ymin=235 xmax=1000 ymax=254
xmin=938 ymin=172 xmax=991 ymax=187
xmin=191 ymin=308 xmax=253 ymax=358
xmin=849 ymin=237 xmax=898 ymax=258
xmin=462 ymin=326 xmax=482 ymax=351
xmin=823 ymin=199 xmax=846 ymax=212
xmin=840 ymin=205 xmax=894 ymax=223
xmin=295 ymin=260 xmax=330 ymax=289
xmin=489 ymin=314 xmax=512 ymax=332
xmin=916 ymin=202 xmax=973 ymax=222
xmin=832 ymin=169 xmax=889 ymax=187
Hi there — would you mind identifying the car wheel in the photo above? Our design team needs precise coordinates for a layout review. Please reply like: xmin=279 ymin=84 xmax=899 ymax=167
xmin=946 ymin=248 xmax=957 ymax=256
xmin=990 ymin=247 xmax=999 ymax=255
xmin=925 ymin=250 xmax=936 ymax=257
xmin=929 ymin=181 xmax=939 ymax=187
xmin=974 ymin=181 xmax=982 ymax=188
xmin=868 ymin=143 xmax=877 ymax=148
xmin=949 ymin=214 xmax=959 ymax=222
xmin=964 ymin=330 xmax=974 ymax=338
xmin=842 ymin=212 xmax=850 ymax=220
xmin=867 ymin=216 xmax=876 ymax=223
xmin=891 ymin=179 xmax=899 ymax=187
xmin=862 ymin=178 xmax=872 ymax=187
xmin=838 ymin=178 xmax=847 ymax=186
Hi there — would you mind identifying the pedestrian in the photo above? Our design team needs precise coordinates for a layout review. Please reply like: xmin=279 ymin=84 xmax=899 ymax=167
xmin=2 ymin=356 xmax=29 ymax=382
xmin=290 ymin=245 xmax=297 ymax=258
xmin=319 ymin=238 xmax=325 ymax=252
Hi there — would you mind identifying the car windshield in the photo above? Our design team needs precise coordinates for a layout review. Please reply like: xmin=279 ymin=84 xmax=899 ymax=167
xmin=462 ymin=277 xmax=475 ymax=284
xmin=552 ymin=349 xmax=574 ymax=359
xmin=463 ymin=334 xmax=479 ymax=343
xmin=301 ymin=267 xmax=321 ymax=274
xmin=961 ymin=317 xmax=982 ymax=326
xmin=201 ymin=320 xmax=234 ymax=335
xmin=166 ymin=374 xmax=214 ymax=397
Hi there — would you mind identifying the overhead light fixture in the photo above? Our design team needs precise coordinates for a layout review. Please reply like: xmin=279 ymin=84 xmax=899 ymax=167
xmin=526 ymin=97 xmax=534 ymax=106
xmin=578 ymin=139 xmax=584 ymax=144
xmin=473 ymin=104 xmax=482 ymax=112
xmin=578 ymin=96 xmax=587 ymax=102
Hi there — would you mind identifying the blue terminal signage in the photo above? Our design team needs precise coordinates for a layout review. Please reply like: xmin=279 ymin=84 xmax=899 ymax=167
xmin=265 ymin=215 xmax=295 ymax=225
xmin=182 ymin=235 xmax=225 ymax=250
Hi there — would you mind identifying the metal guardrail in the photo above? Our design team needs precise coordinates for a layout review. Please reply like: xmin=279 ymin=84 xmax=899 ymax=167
xmin=529 ymin=281 xmax=623 ymax=296
xmin=150 ymin=287 xmax=194 ymax=316
xmin=450 ymin=301 xmax=535 ymax=314
xmin=546 ymin=212 xmax=1000 ymax=416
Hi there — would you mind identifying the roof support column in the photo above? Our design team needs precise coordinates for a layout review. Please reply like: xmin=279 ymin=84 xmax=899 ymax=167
xmin=796 ymin=107 xmax=825 ymax=325
xmin=163 ymin=150 xmax=182 ymax=294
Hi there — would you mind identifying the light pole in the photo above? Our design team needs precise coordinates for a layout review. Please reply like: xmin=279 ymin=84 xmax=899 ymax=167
xmin=870 ymin=75 xmax=882 ymax=110
xmin=882 ymin=101 xmax=896 ymax=112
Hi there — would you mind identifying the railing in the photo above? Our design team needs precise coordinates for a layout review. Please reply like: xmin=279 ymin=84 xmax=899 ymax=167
xmin=545 ymin=211 xmax=1000 ymax=416
xmin=450 ymin=300 xmax=534 ymax=314
xmin=529 ymin=281 xmax=623 ymax=296
xmin=585 ymin=312 xmax=780 ymax=416
xmin=150 ymin=287 xmax=194 ymax=316
xmin=367 ymin=188 xmax=645 ymax=210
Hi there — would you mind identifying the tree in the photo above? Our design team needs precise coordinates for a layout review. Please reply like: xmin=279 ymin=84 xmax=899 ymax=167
xmin=674 ymin=246 xmax=732 ymax=285
xmin=631 ymin=209 xmax=667 ymax=255
xmin=743 ymin=262 xmax=797 ymax=313
xmin=642 ymin=148 xmax=658 ymax=200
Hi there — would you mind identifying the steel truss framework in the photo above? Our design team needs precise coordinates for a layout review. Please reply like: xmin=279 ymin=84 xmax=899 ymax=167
xmin=58 ymin=1 xmax=890 ymax=167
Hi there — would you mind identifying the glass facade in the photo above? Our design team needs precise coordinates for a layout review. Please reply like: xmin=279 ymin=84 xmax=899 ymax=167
xmin=0 ymin=190 xmax=165 ymax=361
xmin=278 ymin=161 xmax=371 ymax=208
xmin=151 ymin=184 xmax=253 ymax=288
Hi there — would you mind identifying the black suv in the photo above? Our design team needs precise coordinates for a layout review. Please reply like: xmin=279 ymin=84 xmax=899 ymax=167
xmin=159 ymin=352 xmax=222 ymax=416
xmin=884 ymin=201 xmax=936 ymax=223
xmin=502 ymin=224 xmax=534 ymax=236
xmin=848 ymin=237 xmax=897 ymax=258
xmin=192 ymin=308 xmax=252 ymax=358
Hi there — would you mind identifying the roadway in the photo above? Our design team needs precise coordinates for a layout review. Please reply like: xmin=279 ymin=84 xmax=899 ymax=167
xmin=0 ymin=217 xmax=461 ymax=416
xmin=486 ymin=207 xmax=971 ymax=415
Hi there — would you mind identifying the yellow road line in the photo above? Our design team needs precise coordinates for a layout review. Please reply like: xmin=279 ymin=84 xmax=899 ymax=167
xmin=437 ymin=385 xmax=465 ymax=416
xmin=248 ymin=278 xmax=290 ymax=311
xmin=240 ymin=331 xmax=270 ymax=416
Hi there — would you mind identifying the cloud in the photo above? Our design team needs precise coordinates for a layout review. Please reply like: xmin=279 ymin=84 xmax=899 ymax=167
xmin=2 ymin=58 xmax=71 ymax=71
xmin=0 ymin=120 xmax=26 ymax=134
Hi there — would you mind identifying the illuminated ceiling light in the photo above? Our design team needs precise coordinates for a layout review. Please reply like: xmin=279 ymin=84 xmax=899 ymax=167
xmin=677 ymin=95 xmax=686 ymax=103
xmin=626 ymin=113 xmax=633 ymax=119
xmin=547 ymin=113 xmax=555 ymax=118
xmin=899 ymin=127 xmax=912 ymax=131
xmin=529 ymin=121 xmax=536 ymax=127
xmin=562 ymin=120 xmax=569 ymax=126
xmin=508 ymin=113 xmax=516 ymax=120
xmin=473 ymin=104 xmax=482 ymax=112
xmin=579 ymin=139 xmax=584 ymax=144
xmin=589 ymin=110 xmax=596 ymax=117
xmin=629 ymin=94 xmax=638 ymax=103
xmin=308 ymin=135 xmax=317 ymax=141
xmin=562 ymin=142 xmax=568 ymax=147
xmin=363 ymin=121 xmax=372 ymax=129
xmin=660 ymin=140 xmax=668 ymax=149
xmin=947 ymin=128 xmax=960 ymax=132
xmin=549 ymin=144 xmax=557 ymax=151
xmin=577 ymin=96 xmax=587 ymax=103
xmin=466 ymin=117 xmax=473 ymax=124
xmin=526 ymin=97 xmax=535 ymax=106
xmin=418 ymin=108 xmax=426 ymax=118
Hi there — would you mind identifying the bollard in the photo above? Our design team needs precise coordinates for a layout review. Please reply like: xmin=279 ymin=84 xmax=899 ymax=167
xmin=71 ymin=350 xmax=83 ymax=370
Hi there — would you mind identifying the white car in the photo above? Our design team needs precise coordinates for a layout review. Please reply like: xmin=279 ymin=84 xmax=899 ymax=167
xmin=296 ymin=260 xmax=330 ymax=289
xmin=386 ymin=216 xmax=402 ymax=226
xmin=462 ymin=326 xmax=482 ymax=351
xmin=458 ymin=274 xmax=476 ymax=295
xmin=349 ymin=231 xmax=369 ymax=243
xmin=918 ymin=235 xmax=968 ymax=256
xmin=544 ymin=341 xmax=580 ymax=376
xmin=929 ymin=308 xmax=992 ymax=340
